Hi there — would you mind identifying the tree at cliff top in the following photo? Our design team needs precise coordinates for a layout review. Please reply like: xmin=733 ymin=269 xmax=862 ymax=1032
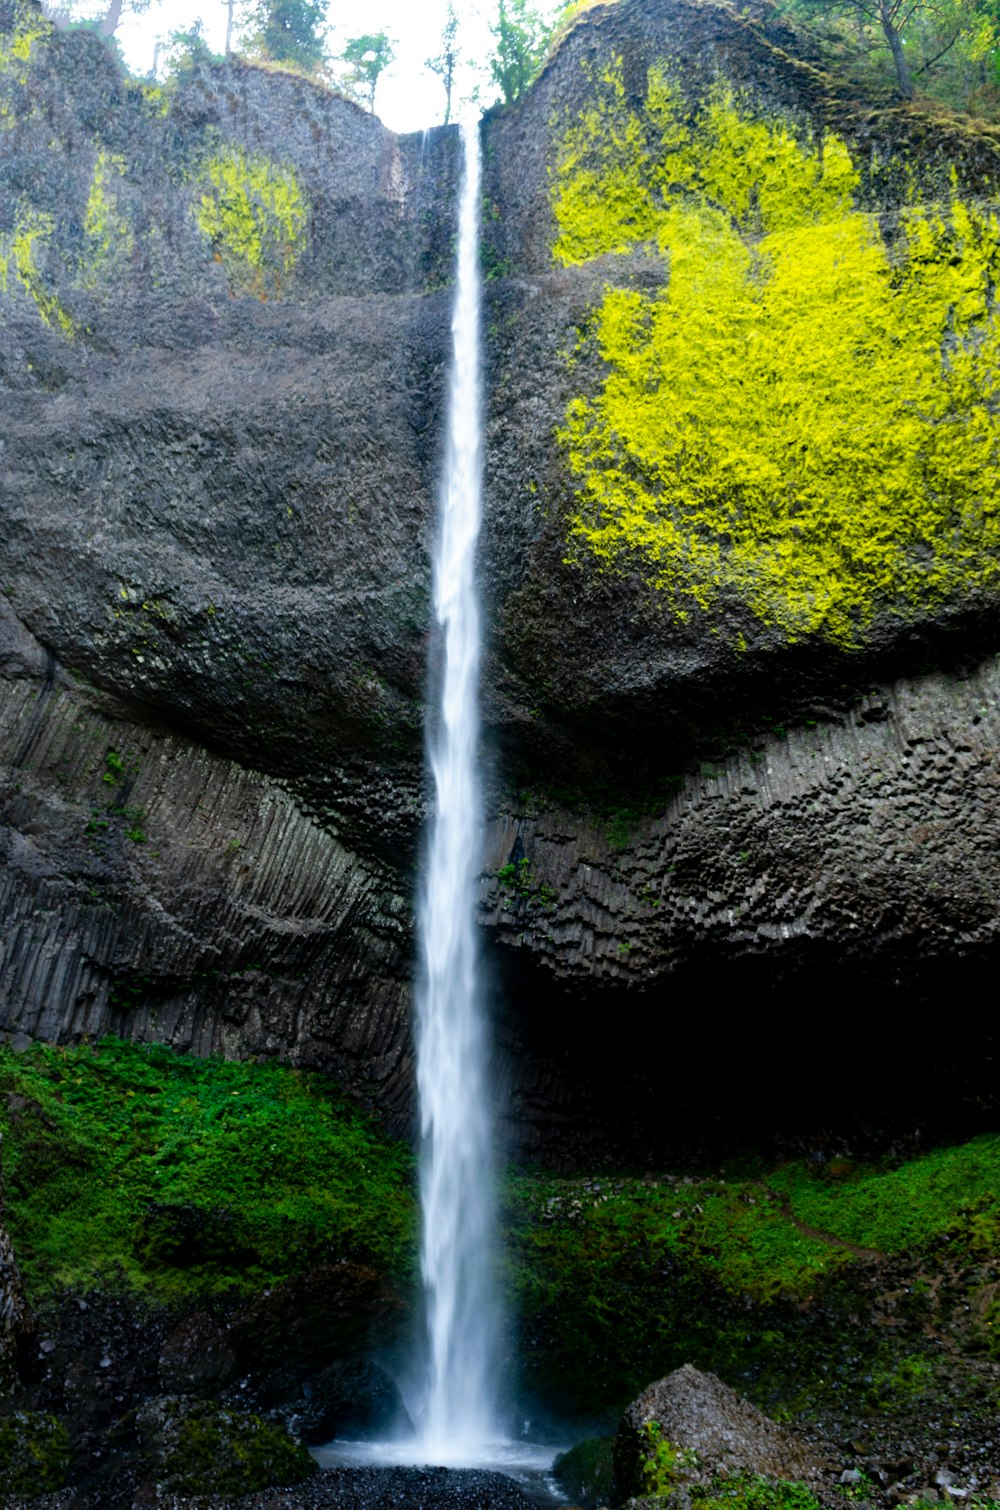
xmin=41 ymin=0 xmax=152 ymax=38
xmin=242 ymin=0 xmax=328 ymax=71
xmin=489 ymin=0 xmax=550 ymax=104
xmin=426 ymin=3 xmax=460 ymax=125
xmin=783 ymin=0 xmax=1000 ymax=109
xmin=339 ymin=31 xmax=395 ymax=113
xmin=95 ymin=0 xmax=150 ymax=34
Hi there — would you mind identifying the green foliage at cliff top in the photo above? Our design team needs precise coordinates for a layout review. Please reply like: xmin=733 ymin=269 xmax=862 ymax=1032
xmin=0 ymin=1039 xmax=415 ymax=1301
xmin=554 ymin=62 xmax=1000 ymax=646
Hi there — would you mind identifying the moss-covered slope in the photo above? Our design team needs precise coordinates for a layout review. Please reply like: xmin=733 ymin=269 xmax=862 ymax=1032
xmin=0 ymin=1039 xmax=415 ymax=1302
xmin=509 ymin=1141 xmax=1000 ymax=1468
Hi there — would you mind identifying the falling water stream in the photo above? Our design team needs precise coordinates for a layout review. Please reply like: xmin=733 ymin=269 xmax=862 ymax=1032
xmin=314 ymin=120 xmax=567 ymax=1501
xmin=413 ymin=115 xmax=500 ymax=1462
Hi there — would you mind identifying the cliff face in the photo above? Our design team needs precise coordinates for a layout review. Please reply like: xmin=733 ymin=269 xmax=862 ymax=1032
xmin=479 ymin=0 xmax=1000 ymax=1150
xmin=478 ymin=0 xmax=1000 ymax=773
xmin=3 ymin=0 xmax=1000 ymax=1154
xmin=0 ymin=1 xmax=459 ymax=1123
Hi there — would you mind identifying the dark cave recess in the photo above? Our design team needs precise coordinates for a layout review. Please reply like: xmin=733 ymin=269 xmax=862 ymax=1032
xmin=489 ymin=940 xmax=1000 ymax=1171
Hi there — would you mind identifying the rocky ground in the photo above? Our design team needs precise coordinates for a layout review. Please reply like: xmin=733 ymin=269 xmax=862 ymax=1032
xmin=7 ymin=1469 xmax=550 ymax=1510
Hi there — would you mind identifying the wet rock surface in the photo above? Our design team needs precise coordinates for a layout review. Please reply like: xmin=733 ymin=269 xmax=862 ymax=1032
xmin=224 ymin=1266 xmax=407 ymax=1408
xmin=159 ymin=1312 xmax=239 ymax=1398
xmin=0 ymin=3 xmax=448 ymax=1124
xmin=289 ymin=1358 xmax=412 ymax=1446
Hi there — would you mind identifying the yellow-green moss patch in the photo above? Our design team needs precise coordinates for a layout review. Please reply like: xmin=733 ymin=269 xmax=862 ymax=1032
xmin=0 ymin=211 xmax=74 ymax=336
xmin=81 ymin=149 xmax=134 ymax=285
xmin=194 ymin=147 xmax=308 ymax=298
xmin=554 ymin=66 xmax=1000 ymax=645
xmin=0 ymin=0 xmax=50 ymax=87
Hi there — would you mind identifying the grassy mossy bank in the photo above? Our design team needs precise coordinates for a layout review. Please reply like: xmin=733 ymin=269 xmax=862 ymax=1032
xmin=506 ymin=1137 xmax=1000 ymax=1420
xmin=4 ymin=1040 xmax=1000 ymax=1461
xmin=554 ymin=60 xmax=1000 ymax=648
xmin=0 ymin=1039 xmax=415 ymax=1301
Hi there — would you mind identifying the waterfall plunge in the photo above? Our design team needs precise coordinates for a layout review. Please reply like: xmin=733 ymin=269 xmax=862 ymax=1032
xmin=414 ymin=118 xmax=501 ymax=1461
xmin=311 ymin=120 xmax=565 ymax=1494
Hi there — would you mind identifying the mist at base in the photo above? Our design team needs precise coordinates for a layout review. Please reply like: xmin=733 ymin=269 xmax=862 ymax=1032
xmin=310 ymin=1435 xmax=569 ymax=1504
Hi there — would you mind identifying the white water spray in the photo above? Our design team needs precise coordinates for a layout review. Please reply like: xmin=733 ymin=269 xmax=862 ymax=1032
xmin=414 ymin=119 xmax=500 ymax=1461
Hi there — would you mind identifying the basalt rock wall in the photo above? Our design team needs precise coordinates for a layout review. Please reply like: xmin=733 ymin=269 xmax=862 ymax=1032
xmin=0 ymin=604 xmax=416 ymax=1120
xmin=477 ymin=0 xmax=1000 ymax=789
xmin=3 ymin=0 xmax=1000 ymax=1157
xmin=0 ymin=1 xmax=450 ymax=1122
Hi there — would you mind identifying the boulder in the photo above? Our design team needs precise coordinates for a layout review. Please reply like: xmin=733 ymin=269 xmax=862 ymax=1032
xmin=228 ymin=1263 xmax=406 ymax=1403
xmin=614 ymin=1365 xmax=829 ymax=1500
xmin=294 ymin=1356 xmax=412 ymax=1445
xmin=135 ymin=1394 xmax=316 ymax=1499
xmin=158 ymin=1311 xmax=238 ymax=1397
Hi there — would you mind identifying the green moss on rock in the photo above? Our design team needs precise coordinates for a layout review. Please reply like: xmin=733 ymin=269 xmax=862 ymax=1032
xmin=691 ymin=1474 xmax=825 ymax=1510
xmin=137 ymin=1395 xmax=316 ymax=1497
xmin=0 ymin=211 xmax=74 ymax=336
xmin=0 ymin=1 xmax=50 ymax=90
xmin=509 ymin=1134 xmax=1000 ymax=1412
xmin=553 ymin=1434 xmax=617 ymax=1507
xmin=0 ymin=1412 xmax=70 ymax=1498
xmin=80 ymin=149 xmax=134 ymax=286
xmin=0 ymin=1038 xmax=415 ymax=1302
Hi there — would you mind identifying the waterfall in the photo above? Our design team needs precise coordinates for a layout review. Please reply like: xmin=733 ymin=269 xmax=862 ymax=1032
xmin=414 ymin=118 xmax=500 ymax=1460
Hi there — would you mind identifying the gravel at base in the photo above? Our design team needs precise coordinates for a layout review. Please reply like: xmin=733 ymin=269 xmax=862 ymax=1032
xmin=168 ymin=1466 xmax=553 ymax=1509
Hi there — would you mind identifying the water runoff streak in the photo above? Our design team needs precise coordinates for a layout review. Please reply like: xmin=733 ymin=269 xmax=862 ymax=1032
xmin=414 ymin=117 xmax=500 ymax=1461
